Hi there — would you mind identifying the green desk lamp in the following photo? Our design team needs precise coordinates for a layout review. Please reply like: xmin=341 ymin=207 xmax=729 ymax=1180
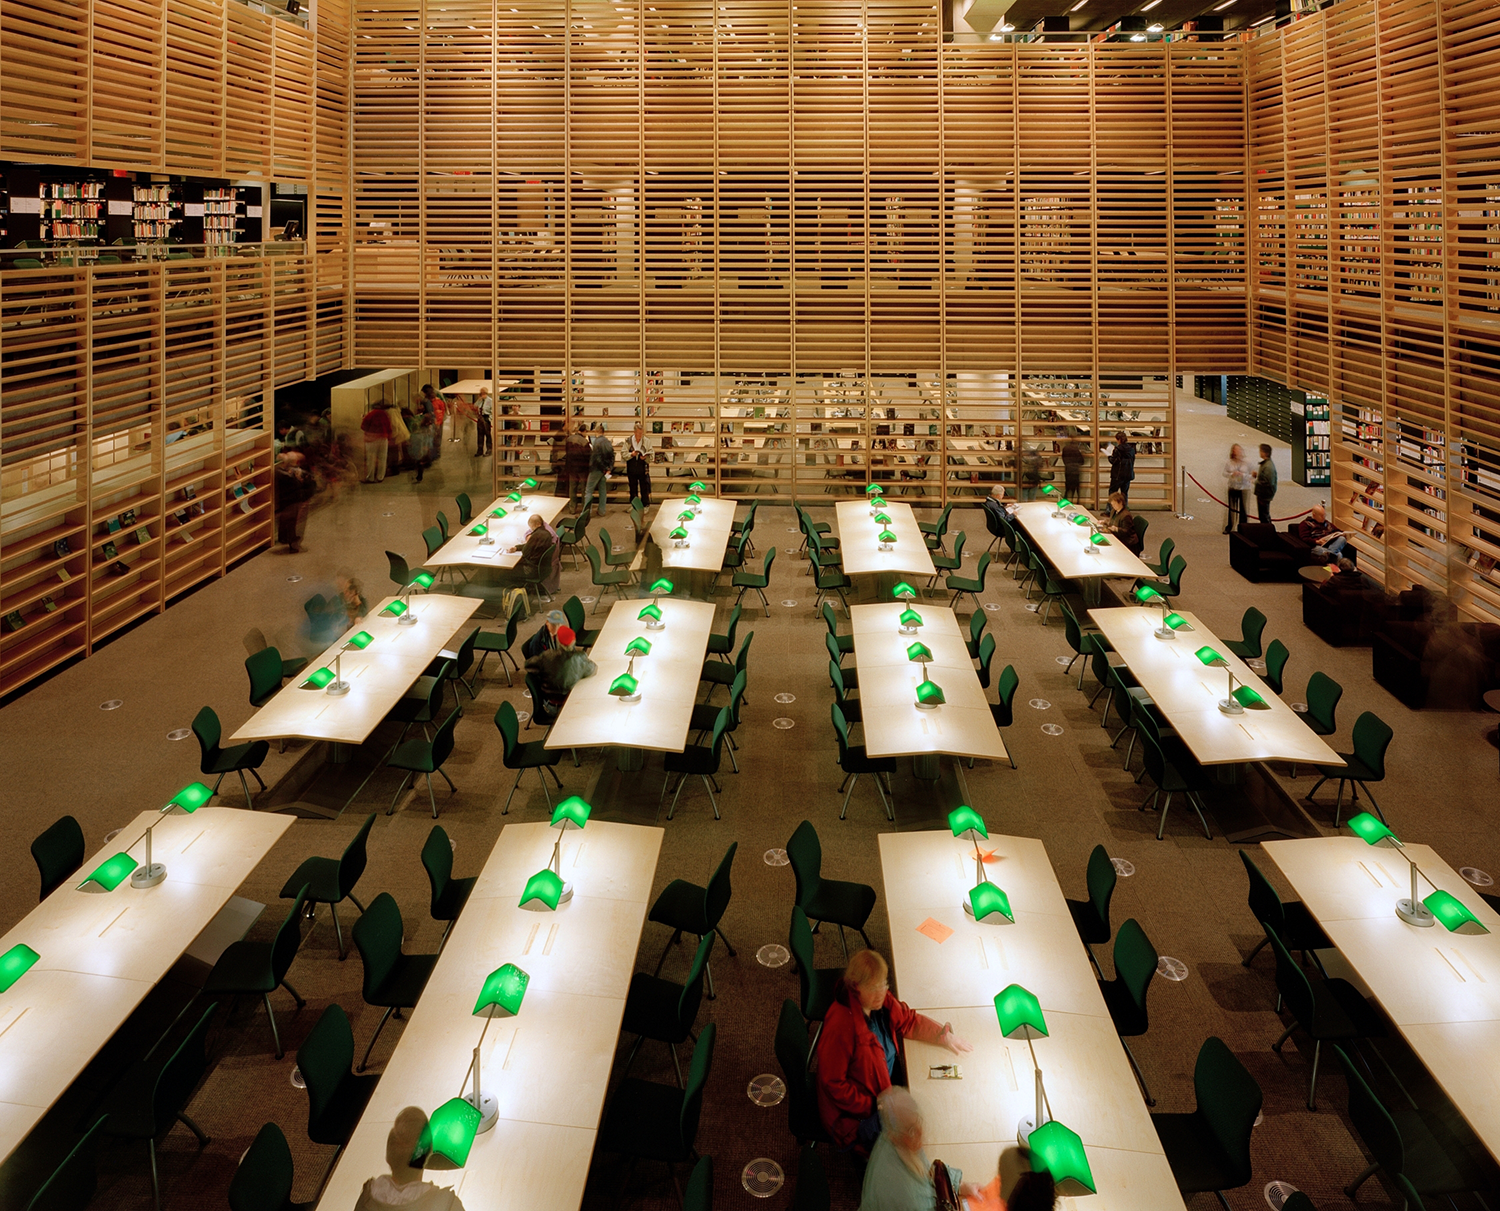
xmin=610 ymin=660 xmax=641 ymax=704
xmin=915 ymin=669 xmax=945 ymax=710
xmin=869 ymin=495 xmax=887 ymax=516
xmin=624 ymin=636 xmax=652 ymax=658
xmin=892 ymin=581 xmax=917 ymax=603
xmin=685 ymin=494 xmax=703 ymax=514
xmin=995 ymin=984 xmax=1050 ymax=1143
xmin=948 ymin=805 xmax=988 ymax=891
xmin=519 ymin=868 xmax=565 ymax=912
xmin=413 ymin=1097 xmax=483 ymax=1168
xmin=898 ymin=607 xmax=923 ymax=636
xmin=1194 ymin=646 xmax=1259 ymax=714
xmin=873 ymin=512 xmax=893 ymax=528
xmin=1028 ymin=1120 xmax=1096 ymax=1197
xmin=688 ymin=480 xmax=708 ymax=495
xmin=641 ymin=578 xmax=673 ymax=629
xmin=548 ymin=795 xmax=591 ymax=903
xmin=344 ymin=630 xmax=375 ymax=652
xmin=460 ymin=962 xmax=531 ymax=1133
xmin=1133 ymin=583 xmax=1177 ymax=640
xmin=490 ymin=505 xmax=508 ymax=520
xmin=669 ymin=526 xmax=690 ymax=548
xmin=470 ymin=521 xmax=493 ymax=545
xmin=866 ymin=483 xmax=882 ymax=497
xmin=1348 ymin=812 xmax=1488 ymax=932
xmin=878 ymin=529 xmax=897 ymax=551
xmin=0 ymin=943 xmax=40 ymax=993
xmin=967 ymin=879 xmax=1013 ymax=924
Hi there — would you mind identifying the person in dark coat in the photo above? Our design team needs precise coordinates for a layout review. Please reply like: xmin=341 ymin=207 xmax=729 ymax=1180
xmin=1108 ymin=430 xmax=1136 ymax=506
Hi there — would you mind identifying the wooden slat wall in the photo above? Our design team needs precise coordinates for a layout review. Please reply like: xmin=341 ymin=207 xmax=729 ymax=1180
xmin=1246 ymin=0 xmax=1500 ymax=624
xmin=351 ymin=4 xmax=1250 ymax=506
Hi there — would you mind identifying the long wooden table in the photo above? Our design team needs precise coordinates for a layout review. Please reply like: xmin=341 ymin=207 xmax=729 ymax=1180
xmin=1088 ymin=607 xmax=1344 ymax=769
xmin=879 ymin=831 xmax=1187 ymax=1210
xmin=835 ymin=500 xmax=936 ymax=592
xmin=1012 ymin=501 xmax=1152 ymax=603
xmin=543 ymin=596 xmax=716 ymax=771
xmin=851 ymin=603 xmax=1005 ymax=794
xmin=0 ymin=808 xmax=293 ymax=1161
xmin=646 ymin=496 xmax=736 ymax=599
xmin=316 ymin=820 xmax=663 ymax=1211
xmin=1262 ymin=837 xmax=1500 ymax=1160
xmin=424 ymin=494 xmax=570 ymax=570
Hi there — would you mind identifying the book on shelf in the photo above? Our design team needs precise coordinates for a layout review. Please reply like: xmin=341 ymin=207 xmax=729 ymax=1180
xmin=3 ymin=610 xmax=25 ymax=633
xmin=56 ymin=567 xmax=72 ymax=583
xmin=173 ymin=509 xmax=191 ymax=525
xmin=41 ymin=596 xmax=58 ymax=614
xmin=101 ymin=541 xmax=119 ymax=559
xmin=135 ymin=527 xmax=151 ymax=545
xmin=53 ymin=537 xmax=71 ymax=558
xmin=120 ymin=509 xmax=136 ymax=526
xmin=182 ymin=484 xmax=197 ymax=500
xmin=105 ymin=518 xmax=121 ymax=535
xmin=110 ymin=561 xmax=130 ymax=576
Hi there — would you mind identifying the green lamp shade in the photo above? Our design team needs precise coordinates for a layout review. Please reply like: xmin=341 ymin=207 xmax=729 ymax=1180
xmin=347 ymin=630 xmax=374 ymax=650
xmin=1231 ymin=685 xmax=1267 ymax=709
xmin=1057 ymin=498 xmax=1071 ymax=509
xmin=1347 ymin=811 xmax=1397 ymax=846
xmin=870 ymin=497 xmax=887 ymax=509
xmin=689 ymin=481 xmax=707 ymax=493
xmin=1040 ymin=484 xmax=1057 ymax=496
xmin=414 ymin=1096 xmax=483 ymax=1168
xmin=892 ymin=582 xmax=917 ymax=601
xmin=1135 ymin=584 xmax=1162 ymax=604
xmin=994 ymin=984 xmax=1047 ymax=1039
xmin=1090 ymin=533 xmax=1109 ymax=546
xmin=1071 ymin=514 xmax=1089 ymax=526
xmin=506 ymin=491 xmax=523 ymax=504
xmin=624 ymin=637 xmax=652 ymax=657
xmin=906 ymin=641 xmax=933 ymax=663
xmin=1423 ymin=890 xmax=1489 ymax=934
xmin=878 ymin=530 xmax=898 ymax=544
xmin=168 ymin=781 xmax=213 ymax=813
xmin=915 ymin=679 xmax=946 ymax=706
xmin=490 ymin=506 xmax=508 ymax=519
xmin=669 ymin=527 xmax=689 ymax=541
xmin=873 ymin=512 xmax=893 ymax=526
xmin=381 ymin=599 xmax=409 ymax=618
xmin=0 ymin=943 xmax=40 ymax=993
xmin=609 ymin=672 xmax=640 ymax=697
xmin=649 ymin=577 xmax=675 ymax=595
xmin=638 ymin=602 xmax=662 ymax=623
xmin=1028 ymin=1120 xmax=1096 ymax=1196
xmin=947 ymin=805 xmax=987 ymax=839
xmin=305 ymin=666 xmax=336 ymax=688
xmin=520 ymin=868 xmax=565 ymax=911
xmin=866 ymin=483 xmax=882 ymax=496
xmin=520 ymin=477 xmax=539 ymax=490
xmin=968 ymin=881 xmax=1013 ymax=923
xmin=79 ymin=852 xmax=138 ymax=892
xmin=410 ymin=571 xmax=435 ymax=589
xmin=474 ymin=963 xmax=530 ymax=1016
xmin=1163 ymin=612 xmax=1190 ymax=631
xmin=899 ymin=608 xmax=923 ymax=628
xmin=551 ymin=795 xmax=592 ymax=830
xmin=685 ymin=494 xmax=702 ymax=506
xmin=469 ymin=523 xmax=488 ymax=537
xmin=1194 ymin=645 xmax=1226 ymax=667
xmin=677 ymin=511 xmax=695 ymax=523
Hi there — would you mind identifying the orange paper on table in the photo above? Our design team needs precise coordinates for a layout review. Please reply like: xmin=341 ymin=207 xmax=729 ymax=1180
xmin=917 ymin=918 xmax=954 ymax=944
xmin=979 ymin=848 xmax=999 ymax=864
xmin=961 ymin=1175 xmax=1003 ymax=1211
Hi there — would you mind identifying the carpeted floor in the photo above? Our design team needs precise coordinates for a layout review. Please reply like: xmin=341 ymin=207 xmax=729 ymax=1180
xmin=1 ymin=408 xmax=1497 ymax=1211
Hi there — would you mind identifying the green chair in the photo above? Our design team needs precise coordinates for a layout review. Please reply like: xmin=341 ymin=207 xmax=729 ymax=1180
xmin=386 ymin=550 xmax=430 ymax=594
xmin=426 ymin=626 xmax=480 ymax=699
xmin=822 ymin=602 xmax=853 ymax=662
xmin=596 ymin=1023 xmax=716 ymax=1198
xmin=203 ymin=886 xmax=310 ymax=1059
xmin=1138 ymin=721 xmax=1213 ymax=840
xmin=660 ymin=706 xmax=732 ymax=820
xmin=788 ymin=907 xmax=843 ymax=1050
xmin=473 ymin=593 xmax=527 ymax=685
xmin=1266 ymin=925 xmax=1384 ymax=1109
xmin=1098 ymin=918 xmax=1158 ymax=1105
xmin=245 ymin=646 xmax=299 ymax=708
xmin=795 ymin=505 xmax=836 ymax=554
xmin=832 ymin=703 xmax=895 ymax=821
xmin=945 ymin=552 xmax=992 ymax=614
xmin=435 ymin=509 xmax=450 ymax=542
xmin=352 ymin=893 xmax=439 ymax=1071
xmin=193 ymin=705 xmax=269 ymax=809
xmin=99 ymin=1003 xmax=219 ymax=1211
xmin=719 ymin=531 xmax=751 ymax=576
xmin=555 ymin=512 xmax=590 ymax=570
xmin=730 ymin=500 xmax=759 ymax=553
xmin=700 ymin=630 xmax=753 ymax=704
xmin=806 ymin=527 xmax=843 ymax=571
xmin=279 ymin=813 xmax=374 ymax=961
xmin=989 ymin=664 xmax=1020 ymax=768
xmin=1133 ymin=514 xmax=1150 ymax=550
xmin=384 ymin=662 xmax=450 ymax=749
xmin=706 ymin=603 xmax=742 ymax=656
xmin=1146 ymin=535 xmax=1176 ymax=578
xmin=1263 ymin=638 xmax=1290 ymax=695
xmin=1224 ymin=606 xmax=1267 ymax=660
xmin=809 ymin=546 xmax=852 ymax=615
xmin=687 ymin=670 xmax=746 ymax=772
xmin=733 ymin=547 xmax=776 ymax=616
xmin=775 ymin=999 xmax=832 ymax=1144
xmin=649 ymin=841 xmax=738 ymax=1000
xmin=1061 ymin=603 xmax=1104 ymax=689
xmin=975 ymin=632 xmax=996 ymax=689
xmin=919 ymin=502 xmax=954 ymax=550
xmin=24 ymin=1116 xmax=106 ymax=1211
xmin=296 ymin=1004 xmax=379 ymax=1152
xmin=825 ymin=634 xmax=857 ymax=689
xmin=787 ymin=819 xmax=876 ymax=959
xmin=600 ymin=525 xmax=634 ymax=571
xmin=242 ymin=628 xmax=309 ymax=680
xmin=630 ymin=497 xmax=647 ymax=543
xmin=421 ymin=525 xmax=443 ymax=560
xmin=830 ymin=659 xmax=860 ymax=724
xmin=1028 ymin=552 xmax=1070 ymax=626
xmin=31 ymin=815 xmax=84 ymax=901
xmin=495 ymin=700 xmax=563 ymax=814
xmin=523 ymin=670 xmax=557 ymax=728
xmin=455 ymin=492 xmax=473 ymax=525
xmin=1140 ymin=553 xmax=1186 ymax=602
xmin=584 ymin=544 xmax=631 ymax=612
xmin=1238 ymin=849 xmax=1330 ymax=973
xmin=386 ymin=705 xmax=462 ymax=818
xmin=1065 ymin=845 xmax=1116 ymax=978
xmin=1291 ymin=671 xmax=1343 ymax=778
xmin=1306 ymin=710 xmax=1392 ymax=826
xmin=790 ymin=1144 xmax=830 ymax=1211
xmin=561 ymin=594 xmax=601 ymax=649
xmin=422 ymin=824 xmax=476 ymax=946
xmin=1150 ymin=1036 xmax=1262 ymax=1208
xmin=965 ymin=609 xmax=986 ymax=660
xmin=621 ymin=933 xmax=714 ymax=1087
xmin=228 ymin=1122 xmax=313 ymax=1211
xmin=684 ymin=1156 xmax=713 ymax=1211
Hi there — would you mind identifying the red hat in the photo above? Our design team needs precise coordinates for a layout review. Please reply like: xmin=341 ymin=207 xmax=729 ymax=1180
xmin=557 ymin=625 xmax=576 ymax=647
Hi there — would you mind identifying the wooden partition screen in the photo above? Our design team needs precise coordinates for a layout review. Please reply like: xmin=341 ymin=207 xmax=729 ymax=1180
xmin=1247 ymin=0 xmax=1500 ymax=623
xmin=351 ymin=9 xmax=1250 ymax=506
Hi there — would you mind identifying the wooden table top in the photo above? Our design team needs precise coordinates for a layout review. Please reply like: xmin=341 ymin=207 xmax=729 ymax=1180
xmin=1087 ymin=607 xmax=1344 ymax=768
xmin=879 ymin=831 xmax=1187 ymax=1211
xmin=543 ymin=597 xmax=716 ymax=753
xmin=835 ymin=500 xmax=937 ymax=577
xmin=425 ymin=494 xmax=570 ymax=569
xmin=649 ymin=497 xmax=736 ymax=573
xmin=0 ymin=808 xmax=293 ymax=1160
xmin=229 ymin=594 xmax=482 ymax=745
xmin=851 ymin=603 xmax=1006 ymax=763
xmin=316 ymin=820 xmax=662 ymax=1211
xmin=1263 ymin=837 xmax=1500 ymax=1160
xmin=1012 ymin=501 xmax=1154 ymax=582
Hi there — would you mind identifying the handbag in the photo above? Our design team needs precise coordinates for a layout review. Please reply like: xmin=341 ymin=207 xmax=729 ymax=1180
xmin=931 ymin=1159 xmax=960 ymax=1211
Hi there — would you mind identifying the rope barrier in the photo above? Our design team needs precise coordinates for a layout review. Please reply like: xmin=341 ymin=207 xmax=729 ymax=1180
xmin=1184 ymin=470 xmax=1313 ymax=523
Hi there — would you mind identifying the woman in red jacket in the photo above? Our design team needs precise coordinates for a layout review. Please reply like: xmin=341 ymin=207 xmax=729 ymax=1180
xmin=815 ymin=949 xmax=972 ymax=1154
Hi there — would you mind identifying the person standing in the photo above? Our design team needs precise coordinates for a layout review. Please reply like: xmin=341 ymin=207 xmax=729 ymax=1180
xmin=566 ymin=422 xmax=592 ymax=509
xmin=550 ymin=425 xmax=571 ymax=500
xmin=274 ymin=451 xmax=313 ymax=552
xmin=1108 ymin=430 xmax=1136 ymax=506
xmin=1254 ymin=442 xmax=1278 ymax=524
xmin=1223 ymin=443 xmax=1253 ymax=533
xmin=625 ymin=421 xmax=652 ymax=507
xmin=360 ymin=402 xmax=393 ymax=483
xmin=419 ymin=384 xmax=446 ymax=460
xmin=1060 ymin=434 xmax=1084 ymax=500
xmin=584 ymin=425 xmax=615 ymax=518
xmin=1018 ymin=446 xmax=1042 ymax=501
xmin=474 ymin=389 xmax=493 ymax=457
xmin=407 ymin=410 xmax=433 ymax=482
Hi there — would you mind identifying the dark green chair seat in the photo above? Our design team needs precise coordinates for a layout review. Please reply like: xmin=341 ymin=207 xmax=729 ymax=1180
xmin=422 ymin=825 xmax=476 ymax=946
xmin=700 ymin=631 xmax=753 ymax=701
xmin=821 ymin=603 xmax=853 ymax=659
xmin=32 ymin=815 xmax=84 ymax=902
xmin=1239 ymin=849 xmax=1331 ymax=970
xmin=279 ymin=812 xmax=374 ymax=961
xmin=832 ymin=703 xmax=895 ymax=822
xmin=246 ymin=646 xmax=299 ymax=708
xmin=706 ymin=603 xmax=742 ymax=656
xmin=203 ymin=886 xmax=310 ymax=1059
xmin=825 ymin=634 xmax=857 ymax=687
xmin=1224 ymin=606 xmax=1267 ymax=660
xmin=1263 ymin=638 xmax=1290 ymax=695
xmin=556 ymin=513 xmax=590 ymax=569
xmin=661 ymin=706 xmax=731 ymax=820
xmin=648 ymin=842 xmax=737 ymax=1000
xmin=296 ymin=1004 xmax=379 ymax=1148
xmin=830 ymin=660 xmax=860 ymax=724
xmin=687 ymin=672 xmax=745 ymax=773
xmin=1151 ymin=1037 xmax=1261 ymax=1205
xmin=600 ymin=526 xmax=634 ymax=570
xmin=496 ymin=700 xmax=563 ymax=814
xmin=585 ymin=545 xmax=631 ymax=612
xmin=621 ymin=933 xmax=713 ymax=1087
xmin=352 ymin=893 xmax=439 ymax=1071
xmin=228 ymin=1122 xmax=314 ymax=1211
xmin=928 ymin=531 xmax=965 ymax=581
xmin=810 ymin=548 xmax=852 ymax=612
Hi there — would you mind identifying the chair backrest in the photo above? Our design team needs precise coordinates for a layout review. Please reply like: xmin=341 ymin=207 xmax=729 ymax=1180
xmin=353 ymin=892 xmax=405 ymax=1001
xmin=599 ymin=526 xmax=616 ymax=555
xmin=297 ymin=1004 xmax=356 ymax=1144
xmin=1157 ymin=536 xmax=1175 ymax=570
xmin=419 ymin=663 xmax=452 ymax=719
xmin=1238 ymin=607 xmax=1267 ymax=657
xmin=585 ymin=544 xmax=604 ymax=576
xmin=422 ymin=526 xmax=443 ymax=558
xmin=1136 ymin=724 xmax=1168 ymax=790
xmin=272 ymin=885 xmax=311 ymax=985
xmin=824 ymin=632 xmax=844 ymax=668
xmin=436 ymin=510 xmax=450 ymax=541
xmin=684 ymin=1156 xmax=713 ymax=1211
xmin=31 ymin=815 xmax=85 ymax=902
xmin=1192 ymin=1036 xmax=1262 ymax=1188
xmin=338 ymin=813 xmax=376 ymax=900
xmin=563 ymin=595 xmax=585 ymax=635
xmin=829 ymin=660 xmax=852 ymax=702
xmin=456 ymin=492 xmax=472 ymax=524
xmin=494 ymin=701 xmax=521 ymax=760
xmin=25 ymin=1116 xmax=107 ymax=1211
xmin=760 ymin=546 xmax=776 ymax=578
xmin=976 ymin=633 xmax=996 ymax=688
xmin=525 ymin=671 xmax=551 ymax=719
xmin=1264 ymin=638 xmax=1290 ymax=695
xmin=677 ymin=1021 xmax=717 ymax=1153
xmin=1134 ymin=514 xmax=1150 ymax=546
xmin=821 ymin=601 xmax=840 ymax=637
xmin=934 ymin=502 xmax=954 ymax=534
xmin=718 ymin=604 xmax=742 ymax=650
xmin=387 ymin=551 xmax=411 ymax=590
xmin=505 ymin=592 xmax=527 ymax=643
xmin=1264 ymin=923 xmax=1317 ymax=1032
xmin=734 ymin=630 xmax=755 ymax=673
xmin=1333 ymin=1044 xmax=1407 ymax=1177
xmin=676 ymin=933 xmax=716 ymax=1031
xmin=193 ymin=705 xmax=224 ymax=769
xmin=1063 ymin=608 xmax=1086 ymax=656
xmin=774 ymin=997 xmax=818 ymax=1133
xmin=707 ymin=706 xmax=733 ymax=764
xmin=1390 ymin=1173 xmax=1426 ymax=1211
xmin=949 ymin=531 xmax=966 ymax=563
xmin=228 ymin=1122 xmax=298 ymax=1211
xmin=1351 ymin=711 xmax=1393 ymax=779
xmin=1305 ymin=671 xmax=1343 ymax=736
xmin=422 ymin=826 xmax=455 ymax=915
xmin=1083 ymin=845 xmax=1116 ymax=937
xmin=151 ymin=1003 xmax=219 ymax=1136
xmin=968 ymin=609 xmax=986 ymax=654
xmin=786 ymin=821 xmax=822 ymax=910
xmin=831 ymin=702 xmax=852 ymax=758
xmin=246 ymin=646 xmax=284 ymax=705
xmin=430 ymin=706 xmax=462 ymax=769
xmin=1166 ymin=554 xmax=1187 ymax=593
xmin=725 ymin=672 xmax=748 ymax=729
xmin=972 ymin=551 xmax=992 ymax=586
xmin=1110 ymin=918 xmax=1157 ymax=1032
xmin=704 ymin=842 xmax=737 ymax=931
xmin=791 ymin=1144 xmax=831 ymax=1211
xmin=1239 ymin=850 xmax=1287 ymax=940
xmin=995 ymin=665 xmax=1020 ymax=726
xmin=303 ymin=593 xmax=328 ymax=624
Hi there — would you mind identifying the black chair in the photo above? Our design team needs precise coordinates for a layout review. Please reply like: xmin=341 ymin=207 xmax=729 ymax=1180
xmin=1224 ymin=606 xmax=1268 ymax=660
xmin=585 ymin=544 xmax=632 ymax=611
xmin=700 ymin=630 xmax=753 ymax=704
xmin=1137 ymin=719 xmax=1213 ymax=841
xmin=245 ymin=646 xmax=292 ymax=708
xmin=1238 ymin=849 xmax=1330 ymax=974
xmin=1263 ymin=637 xmax=1290 ymax=695
xmin=1065 ymin=845 xmax=1116 ymax=978
xmin=786 ymin=819 xmax=876 ymax=960
xmin=989 ymin=664 xmax=1020 ymax=768
xmin=790 ymin=1144 xmax=830 ymax=1211
xmin=1099 ymin=918 xmax=1158 ymax=1105
xmin=279 ymin=813 xmax=374 ymax=961
xmin=473 ymin=593 xmax=527 ymax=685
xmin=496 ymin=700 xmax=564 ymax=813
xmin=687 ymin=671 xmax=746 ymax=773
xmin=621 ymin=933 xmax=714 ymax=1087
xmin=788 ymin=906 xmax=842 ymax=1051
xmin=831 ymin=702 xmax=895 ymax=821
xmin=203 ymin=885 xmax=310 ymax=1059
xmin=561 ymin=594 xmax=602 ymax=650
xmin=296 ymin=1004 xmax=379 ymax=1157
xmin=351 ymin=893 xmax=439 ymax=1071
xmin=1151 ymin=1036 xmax=1262 ymax=1210
xmin=425 ymin=626 xmax=480 ymax=700
xmin=829 ymin=660 xmax=861 ymax=724
xmin=1305 ymin=710 xmax=1393 ymax=826
xmin=31 ymin=815 xmax=84 ymax=901
xmin=1290 ymin=671 xmax=1342 ymax=779
xmin=649 ymin=842 xmax=738 ymax=1000
xmin=523 ymin=670 xmax=557 ymax=729
xmin=24 ymin=1116 xmax=106 ymax=1211
xmin=228 ymin=1122 xmax=314 ymax=1211
xmin=386 ymin=705 xmax=462 ymax=818
xmin=706 ymin=603 xmax=743 ymax=656
xmin=774 ymin=999 xmax=832 ymax=1145
xmin=661 ymin=705 xmax=732 ymax=820
xmin=193 ymin=705 xmax=269 ymax=809
xmin=422 ymin=824 xmax=476 ymax=946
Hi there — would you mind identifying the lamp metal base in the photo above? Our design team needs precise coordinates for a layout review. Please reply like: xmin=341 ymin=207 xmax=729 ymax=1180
xmin=397 ymin=612 xmax=419 ymax=626
xmin=1083 ymin=544 xmax=1101 ymax=555
xmin=559 ymin=880 xmax=574 ymax=904
xmin=466 ymin=1091 xmax=499 ymax=1134
xmin=326 ymin=681 xmax=351 ymax=696
xmin=644 ymin=619 xmax=665 ymax=630
xmin=131 ymin=863 xmax=167 ymax=889
xmin=1397 ymin=898 xmax=1436 ymax=927
xmin=1217 ymin=698 xmax=1244 ymax=715
xmin=899 ymin=625 xmax=917 ymax=636
xmin=1016 ymin=1115 xmax=1043 ymax=1147
xmin=915 ymin=700 xmax=939 ymax=711
xmin=1154 ymin=627 xmax=1176 ymax=641
xmin=879 ymin=542 xmax=893 ymax=551
xmin=618 ymin=692 xmax=641 ymax=704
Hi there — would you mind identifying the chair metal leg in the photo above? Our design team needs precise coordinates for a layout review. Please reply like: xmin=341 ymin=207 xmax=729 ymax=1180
xmin=1187 ymin=790 xmax=1213 ymax=839
xmin=545 ymin=764 xmax=564 ymax=788
xmin=503 ymin=768 xmax=525 ymax=814
xmin=1083 ymin=944 xmax=1103 ymax=979
xmin=149 ymin=1139 xmax=161 ymax=1211
xmin=1307 ymin=1038 xmax=1324 ymax=1109
xmin=873 ymin=773 xmax=894 ymax=822
xmin=265 ymin=995 xmax=284 ymax=1059
xmin=331 ymin=901 xmax=347 ymax=960
xmin=670 ymin=1042 xmax=684 ymax=1088
xmin=1100 ymin=692 xmax=1113 ymax=729
xmin=727 ymin=741 xmax=740 ymax=773
xmin=387 ymin=771 xmax=415 ymax=816
xmin=1120 ymin=1039 xmax=1154 ymax=1105
xmin=358 ymin=1005 xmax=397 ymax=1071
xmin=1304 ymin=774 xmax=1329 ymax=801
xmin=439 ymin=767 xmax=458 ymax=793
xmin=1213 ymin=1193 xmax=1233 ymax=1211
xmin=838 ymin=924 xmax=849 ymax=961
xmin=1123 ymin=729 xmax=1138 ymax=770
xmin=1243 ymin=935 xmax=1268 ymax=967
xmin=1344 ymin=1161 xmax=1380 ymax=1198
xmin=840 ymin=774 xmax=859 ymax=819
xmin=238 ymin=770 xmax=255 ymax=811
xmin=622 ymin=1034 xmax=645 ymax=1079
xmin=425 ymin=773 xmax=439 ymax=818
xmin=1272 ymin=1023 xmax=1295 ymax=1052
xmin=1359 ymin=783 xmax=1384 ymax=822
xmin=178 ymin=1112 xmax=210 ymax=1145
xmin=715 ymin=926 xmax=736 ymax=957
xmin=702 ymin=776 xmax=720 ymax=820
xmin=667 ymin=776 xmax=687 ymax=820
xmin=1156 ymin=791 xmax=1174 ymax=840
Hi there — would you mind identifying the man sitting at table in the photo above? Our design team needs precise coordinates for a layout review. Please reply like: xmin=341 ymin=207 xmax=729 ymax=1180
xmin=1102 ymin=490 xmax=1143 ymax=555
xmin=478 ymin=513 xmax=556 ymax=589
xmin=524 ymin=625 xmax=596 ymax=720
xmin=354 ymin=1106 xmax=466 ymax=1211
xmin=1299 ymin=503 xmax=1352 ymax=563
xmin=522 ymin=609 xmax=568 ymax=660
xmin=983 ymin=484 xmax=1016 ymax=527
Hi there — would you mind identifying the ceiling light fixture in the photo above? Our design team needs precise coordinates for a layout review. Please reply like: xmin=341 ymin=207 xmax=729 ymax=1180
xmin=1148 ymin=22 xmax=1164 ymax=31
xmin=1212 ymin=0 xmax=1236 ymax=7
xmin=1070 ymin=0 xmax=1087 ymax=9
xmin=1141 ymin=0 xmax=1161 ymax=9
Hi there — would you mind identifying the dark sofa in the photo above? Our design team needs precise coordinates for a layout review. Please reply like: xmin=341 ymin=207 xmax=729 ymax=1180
xmin=1229 ymin=523 xmax=1317 ymax=583
xmin=1301 ymin=577 xmax=1390 ymax=647
xmin=1372 ymin=618 xmax=1500 ymax=710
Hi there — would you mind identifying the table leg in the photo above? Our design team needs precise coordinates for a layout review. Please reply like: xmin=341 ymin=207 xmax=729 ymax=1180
xmin=331 ymin=742 xmax=349 ymax=765
xmin=616 ymin=747 xmax=645 ymax=772
xmin=912 ymin=754 xmax=940 ymax=781
xmin=954 ymin=756 xmax=972 ymax=803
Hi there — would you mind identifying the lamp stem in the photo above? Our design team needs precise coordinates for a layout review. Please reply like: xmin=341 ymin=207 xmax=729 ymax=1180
xmin=970 ymin=830 xmax=984 ymax=889
xmin=550 ymin=830 xmax=563 ymax=878
xmin=143 ymin=825 xmax=151 ymax=876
